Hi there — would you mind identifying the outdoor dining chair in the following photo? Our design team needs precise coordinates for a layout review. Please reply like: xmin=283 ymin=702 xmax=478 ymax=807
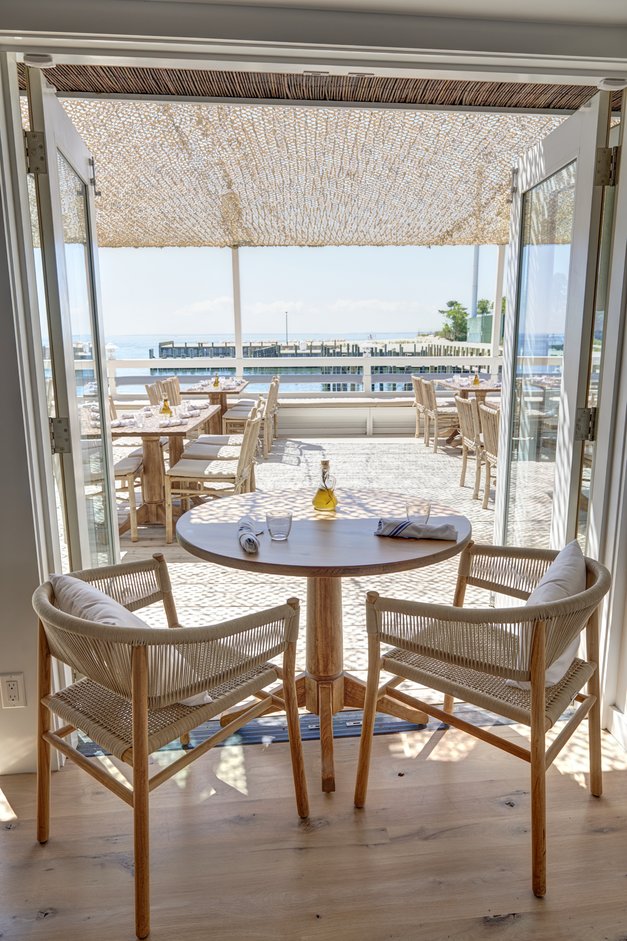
xmin=455 ymin=394 xmax=483 ymax=499
xmin=411 ymin=375 xmax=426 ymax=440
xmin=479 ymin=402 xmax=500 ymax=508
xmin=421 ymin=378 xmax=458 ymax=452
xmin=33 ymin=552 xmax=308 ymax=939
xmin=354 ymin=540 xmax=610 ymax=898
xmin=164 ymin=413 xmax=261 ymax=543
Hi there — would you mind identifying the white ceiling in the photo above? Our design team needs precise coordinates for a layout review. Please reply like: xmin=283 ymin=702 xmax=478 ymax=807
xmin=155 ymin=0 xmax=627 ymax=27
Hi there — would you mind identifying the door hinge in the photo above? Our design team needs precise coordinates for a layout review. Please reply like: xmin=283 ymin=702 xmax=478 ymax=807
xmin=49 ymin=417 xmax=71 ymax=454
xmin=88 ymin=156 xmax=102 ymax=197
xmin=594 ymin=146 xmax=619 ymax=187
xmin=23 ymin=130 xmax=47 ymax=175
xmin=575 ymin=406 xmax=598 ymax=442
xmin=508 ymin=166 xmax=519 ymax=203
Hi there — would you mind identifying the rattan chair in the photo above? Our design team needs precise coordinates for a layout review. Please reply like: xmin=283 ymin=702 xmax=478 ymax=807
xmin=455 ymin=394 xmax=483 ymax=499
xmin=33 ymin=553 xmax=308 ymax=939
xmin=411 ymin=375 xmax=426 ymax=440
xmin=354 ymin=541 xmax=611 ymax=898
xmin=164 ymin=413 xmax=261 ymax=543
xmin=479 ymin=403 xmax=500 ymax=508
xmin=223 ymin=379 xmax=279 ymax=458
xmin=421 ymin=379 xmax=458 ymax=452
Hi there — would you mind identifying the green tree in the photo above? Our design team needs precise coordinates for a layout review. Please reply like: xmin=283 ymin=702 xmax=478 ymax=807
xmin=476 ymin=298 xmax=493 ymax=316
xmin=438 ymin=300 xmax=468 ymax=341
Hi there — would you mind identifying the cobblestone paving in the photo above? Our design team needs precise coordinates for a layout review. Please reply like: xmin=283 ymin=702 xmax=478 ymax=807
xmin=120 ymin=435 xmax=495 ymax=684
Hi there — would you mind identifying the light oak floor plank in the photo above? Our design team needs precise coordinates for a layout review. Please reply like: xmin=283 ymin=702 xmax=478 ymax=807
xmin=1 ymin=724 xmax=626 ymax=941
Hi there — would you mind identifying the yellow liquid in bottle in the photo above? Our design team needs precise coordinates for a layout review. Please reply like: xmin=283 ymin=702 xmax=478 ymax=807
xmin=160 ymin=397 xmax=172 ymax=417
xmin=313 ymin=484 xmax=338 ymax=512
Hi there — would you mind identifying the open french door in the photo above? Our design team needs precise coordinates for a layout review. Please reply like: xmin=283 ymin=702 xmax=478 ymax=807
xmin=496 ymin=92 xmax=614 ymax=551
xmin=26 ymin=67 xmax=117 ymax=569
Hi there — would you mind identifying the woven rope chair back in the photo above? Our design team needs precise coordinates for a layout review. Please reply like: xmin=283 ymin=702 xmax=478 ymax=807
xmin=480 ymin=404 xmax=500 ymax=460
xmin=373 ymin=552 xmax=609 ymax=681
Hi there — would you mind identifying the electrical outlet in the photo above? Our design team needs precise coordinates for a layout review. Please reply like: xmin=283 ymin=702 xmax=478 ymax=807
xmin=0 ymin=673 xmax=26 ymax=709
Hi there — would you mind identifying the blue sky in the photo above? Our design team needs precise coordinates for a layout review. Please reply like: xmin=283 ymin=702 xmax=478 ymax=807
xmin=98 ymin=244 xmax=499 ymax=336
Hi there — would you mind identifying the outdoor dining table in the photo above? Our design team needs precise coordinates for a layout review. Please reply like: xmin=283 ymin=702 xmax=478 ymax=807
xmin=438 ymin=376 xmax=502 ymax=406
xmin=182 ymin=379 xmax=249 ymax=420
xmin=111 ymin=403 xmax=221 ymax=524
xmin=176 ymin=488 xmax=472 ymax=792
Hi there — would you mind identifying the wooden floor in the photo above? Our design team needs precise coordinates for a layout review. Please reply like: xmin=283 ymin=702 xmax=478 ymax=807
xmin=1 ymin=723 xmax=626 ymax=940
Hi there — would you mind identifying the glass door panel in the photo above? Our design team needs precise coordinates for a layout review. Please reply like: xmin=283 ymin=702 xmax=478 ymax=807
xmin=576 ymin=183 xmax=615 ymax=545
xmin=27 ymin=171 xmax=71 ymax=571
xmin=505 ymin=163 xmax=576 ymax=546
xmin=57 ymin=151 xmax=113 ymax=565
xmin=499 ymin=92 xmax=611 ymax=550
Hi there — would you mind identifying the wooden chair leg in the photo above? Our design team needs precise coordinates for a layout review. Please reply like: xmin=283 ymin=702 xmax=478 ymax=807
xmin=586 ymin=608 xmax=603 ymax=797
xmin=530 ymin=625 xmax=546 ymax=898
xmin=433 ymin=415 xmax=439 ymax=453
xmin=164 ymin=477 xmax=174 ymax=544
xmin=354 ymin=632 xmax=381 ymax=809
xmin=37 ymin=622 xmax=51 ymax=845
xmin=128 ymin=473 xmax=139 ymax=543
xmin=442 ymin=694 xmax=455 ymax=714
xmin=482 ymin=460 xmax=491 ymax=509
xmin=283 ymin=639 xmax=309 ymax=819
xmin=473 ymin=451 xmax=482 ymax=500
xmin=132 ymin=648 xmax=151 ymax=940
xmin=414 ymin=408 xmax=421 ymax=438
xmin=424 ymin=414 xmax=430 ymax=448
xmin=460 ymin=444 xmax=468 ymax=487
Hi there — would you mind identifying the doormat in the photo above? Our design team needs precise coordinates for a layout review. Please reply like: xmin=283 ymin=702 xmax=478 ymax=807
xmin=75 ymin=706 xmax=511 ymax=757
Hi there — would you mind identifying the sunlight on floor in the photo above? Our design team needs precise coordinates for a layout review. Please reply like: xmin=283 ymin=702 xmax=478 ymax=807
xmin=0 ymin=787 xmax=17 ymax=824
xmin=215 ymin=744 xmax=248 ymax=795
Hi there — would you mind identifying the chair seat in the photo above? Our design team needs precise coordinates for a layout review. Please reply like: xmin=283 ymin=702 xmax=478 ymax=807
xmin=45 ymin=664 xmax=277 ymax=760
xmin=382 ymin=647 xmax=594 ymax=728
xmin=114 ymin=455 xmax=143 ymax=478
xmin=195 ymin=434 xmax=244 ymax=446
xmin=223 ymin=406 xmax=256 ymax=420
xmin=167 ymin=457 xmax=240 ymax=479
xmin=182 ymin=443 xmax=241 ymax=460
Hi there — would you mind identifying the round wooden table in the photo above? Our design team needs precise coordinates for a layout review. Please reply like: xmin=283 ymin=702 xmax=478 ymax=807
xmin=177 ymin=489 xmax=472 ymax=792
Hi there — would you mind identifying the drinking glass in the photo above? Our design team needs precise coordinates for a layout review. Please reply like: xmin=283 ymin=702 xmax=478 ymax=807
xmin=266 ymin=510 xmax=293 ymax=541
xmin=406 ymin=500 xmax=431 ymax=525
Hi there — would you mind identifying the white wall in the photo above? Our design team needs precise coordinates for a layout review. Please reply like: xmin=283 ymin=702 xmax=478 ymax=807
xmin=0 ymin=204 xmax=42 ymax=774
xmin=1 ymin=1 xmax=627 ymax=83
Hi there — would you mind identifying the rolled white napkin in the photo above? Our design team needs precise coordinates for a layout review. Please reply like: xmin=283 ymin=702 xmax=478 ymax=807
xmin=120 ymin=412 xmax=134 ymax=419
xmin=195 ymin=399 xmax=210 ymax=408
xmin=110 ymin=419 xmax=122 ymax=428
xmin=238 ymin=516 xmax=261 ymax=554
xmin=375 ymin=518 xmax=457 ymax=541
xmin=185 ymin=409 xmax=200 ymax=417
xmin=158 ymin=419 xmax=171 ymax=427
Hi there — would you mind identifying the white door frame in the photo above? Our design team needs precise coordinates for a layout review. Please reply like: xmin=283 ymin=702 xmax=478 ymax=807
xmin=27 ymin=67 xmax=118 ymax=569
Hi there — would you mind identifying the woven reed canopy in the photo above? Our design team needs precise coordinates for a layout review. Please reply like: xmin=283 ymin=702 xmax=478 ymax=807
xmin=59 ymin=97 xmax=563 ymax=247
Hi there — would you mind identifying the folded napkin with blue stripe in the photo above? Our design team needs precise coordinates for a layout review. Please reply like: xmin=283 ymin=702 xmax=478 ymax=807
xmin=375 ymin=518 xmax=457 ymax=541
xmin=238 ymin=516 xmax=263 ymax=553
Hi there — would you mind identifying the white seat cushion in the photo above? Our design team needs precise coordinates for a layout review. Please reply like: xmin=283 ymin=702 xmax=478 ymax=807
xmin=49 ymin=575 xmax=210 ymax=706
xmin=196 ymin=434 xmax=244 ymax=446
xmin=182 ymin=443 xmax=241 ymax=460
xmin=509 ymin=540 xmax=587 ymax=689
xmin=167 ymin=458 xmax=239 ymax=479
xmin=113 ymin=455 xmax=143 ymax=477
